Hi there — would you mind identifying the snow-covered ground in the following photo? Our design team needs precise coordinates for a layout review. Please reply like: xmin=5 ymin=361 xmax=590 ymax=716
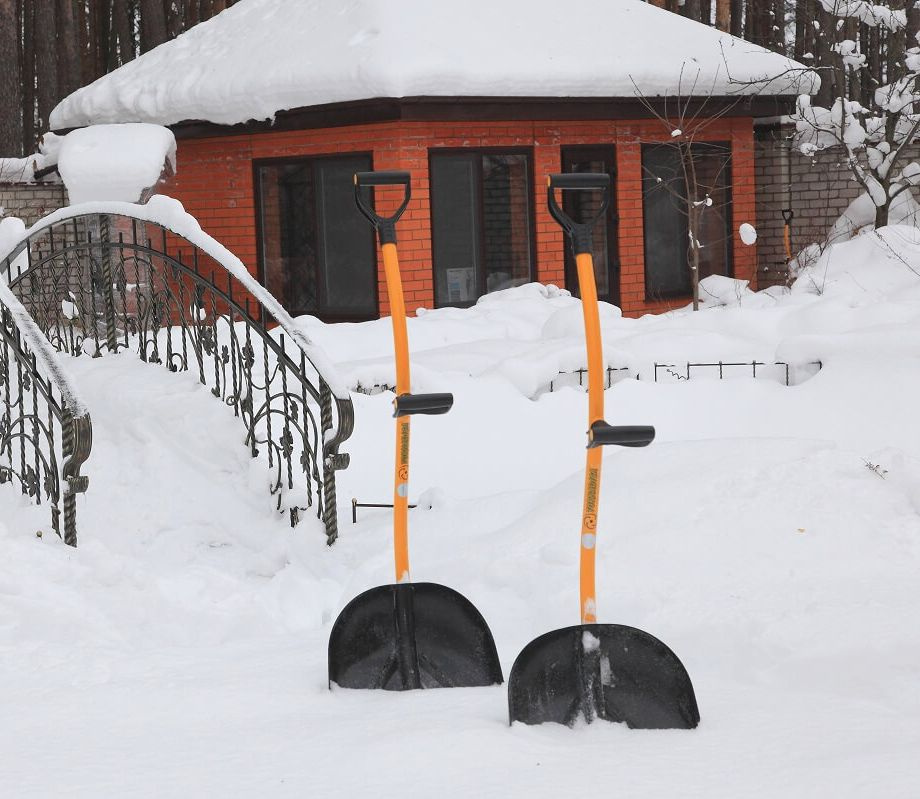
xmin=2 ymin=227 xmax=920 ymax=797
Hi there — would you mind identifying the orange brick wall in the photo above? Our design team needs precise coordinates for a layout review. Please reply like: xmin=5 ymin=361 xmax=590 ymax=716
xmin=164 ymin=117 xmax=756 ymax=318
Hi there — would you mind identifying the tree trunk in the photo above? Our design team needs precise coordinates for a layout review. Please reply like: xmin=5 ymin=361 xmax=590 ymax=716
xmin=140 ymin=0 xmax=168 ymax=52
xmin=112 ymin=0 xmax=134 ymax=64
xmin=794 ymin=0 xmax=807 ymax=61
xmin=56 ymin=0 xmax=81 ymax=101
xmin=35 ymin=0 xmax=58 ymax=134
xmin=730 ymin=0 xmax=743 ymax=36
xmin=772 ymin=0 xmax=784 ymax=51
xmin=167 ymin=0 xmax=184 ymax=37
xmin=701 ymin=0 xmax=712 ymax=24
xmin=0 ymin=0 xmax=22 ymax=155
xmin=717 ymin=0 xmax=731 ymax=32
xmin=23 ymin=0 xmax=35 ymax=151
xmin=93 ymin=0 xmax=111 ymax=75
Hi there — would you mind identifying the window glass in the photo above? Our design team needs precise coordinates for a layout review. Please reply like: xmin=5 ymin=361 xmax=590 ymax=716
xmin=431 ymin=151 xmax=534 ymax=307
xmin=642 ymin=142 xmax=732 ymax=298
xmin=257 ymin=154 xmax=375 ymax=319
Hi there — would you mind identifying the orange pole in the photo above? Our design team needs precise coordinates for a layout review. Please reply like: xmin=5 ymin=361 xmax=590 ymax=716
xmin=382 ymin=241 xmax=411 ymax=583
xmin=576 ymin=251 xmax=604 ymax=624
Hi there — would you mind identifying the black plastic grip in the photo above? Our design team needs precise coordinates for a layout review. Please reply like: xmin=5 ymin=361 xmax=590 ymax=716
xmin=354 ymin=171 xmax=411 ymax=187
xmin=354 ymin=171 xmax=412 ymax=244
xmin=547 ymin=173 xmax=611 ymax=191
xmin=393 ymin=393 xmax=454 ymax=418
xmin=546 ymin=173 xmax=610 ymax=255
xmin=587 ymin=421 xmax=655 ymax=449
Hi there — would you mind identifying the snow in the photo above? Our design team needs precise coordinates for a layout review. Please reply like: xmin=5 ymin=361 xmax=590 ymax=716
xmin=3 ymin=223 xmax=920 ymax=795
xmin=739 ymin=222 xmax=758 ymax=245
xmin=50 ymin=0 xmax=817 ymax=130
xmin=0 ymin=134 xmax=63 ymax=184
xmin=57 ymin=124 xmax=176 ymax=205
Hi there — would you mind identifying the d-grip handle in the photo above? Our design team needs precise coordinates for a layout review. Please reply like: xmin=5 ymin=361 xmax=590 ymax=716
xmin=546 ymin=173 xmax=610 ymax=255
xmin=547 ymin=173 xmax=611 ymax=191
xmin=354 ymin=171 xmax=412 ymax=244
xmin=587 ymin=421 xmax=655 ymax=449
xmin=355 ymin=171 xmax=411 ymax=187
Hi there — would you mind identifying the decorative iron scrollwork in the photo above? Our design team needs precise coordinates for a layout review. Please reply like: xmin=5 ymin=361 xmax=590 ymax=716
xmin=3 ymin=211 xmax=353 ymax=543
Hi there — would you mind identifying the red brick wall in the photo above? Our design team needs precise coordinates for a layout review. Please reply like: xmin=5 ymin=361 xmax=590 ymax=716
xmin=164 ymin=117 xmax=756 ymax=318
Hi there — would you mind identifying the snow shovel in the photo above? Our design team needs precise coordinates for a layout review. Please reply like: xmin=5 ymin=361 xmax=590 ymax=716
xmin=328 ymin=171 xmax=503 ymax=691
xmin=507 ymin=174 xmax=699 ymax=728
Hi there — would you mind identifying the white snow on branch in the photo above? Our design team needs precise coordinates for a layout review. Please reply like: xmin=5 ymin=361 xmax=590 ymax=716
xmin=819 ymin=0 xmax=907 ymax=30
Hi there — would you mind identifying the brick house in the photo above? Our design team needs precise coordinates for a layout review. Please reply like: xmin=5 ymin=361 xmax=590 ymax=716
xmin=50 ymin=0 xmax=812 ymax=321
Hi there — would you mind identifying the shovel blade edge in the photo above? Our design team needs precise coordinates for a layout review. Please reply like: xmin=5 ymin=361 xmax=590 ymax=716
xmin=508 ymin=623 xmax=699 ymax=729
xmin=329 ymin=582 xmax=503 ymax=690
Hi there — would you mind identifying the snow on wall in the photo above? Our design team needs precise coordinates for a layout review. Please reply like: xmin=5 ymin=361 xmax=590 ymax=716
xmin=50 ymin=0 xmax=817 ymax=130
xmin=57 ymin=124 xmax=176 ymax=205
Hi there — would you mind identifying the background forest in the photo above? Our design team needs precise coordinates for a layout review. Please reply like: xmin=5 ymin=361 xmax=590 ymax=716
xmin=0 ymin=0 xmax=918 ymax=157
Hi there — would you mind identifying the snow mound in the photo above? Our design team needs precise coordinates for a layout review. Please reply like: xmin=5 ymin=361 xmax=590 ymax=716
xmin=57 ymin=124 xmax=176 ymax=205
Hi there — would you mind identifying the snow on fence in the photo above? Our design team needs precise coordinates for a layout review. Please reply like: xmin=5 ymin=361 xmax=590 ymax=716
xmin=0 ymin=279 xmax=92 ymax=546
xmin=1 ymin=202 xmax=354 ymax=543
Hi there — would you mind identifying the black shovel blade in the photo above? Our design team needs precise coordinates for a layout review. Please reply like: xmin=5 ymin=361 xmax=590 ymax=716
xmin=328 ymin=582 xmax=503 ymax=690
xmin=508 ymin=623 xmax=699 ymax=728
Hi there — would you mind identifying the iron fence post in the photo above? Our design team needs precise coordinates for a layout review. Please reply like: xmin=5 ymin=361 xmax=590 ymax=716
xmin=97 ymin=216 xmax=120 ymax=352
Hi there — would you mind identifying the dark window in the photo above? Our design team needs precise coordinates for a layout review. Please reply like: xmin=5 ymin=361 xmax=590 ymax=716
xmin=430 ymin=150 xmax=534 ymax=307
xmin=641 ymin=142 xmax=732 ymax=299
xmin=256 ymin=154 xmax=376 ymax=320
xmin=561 ymin=146 xmax=619 ymax=305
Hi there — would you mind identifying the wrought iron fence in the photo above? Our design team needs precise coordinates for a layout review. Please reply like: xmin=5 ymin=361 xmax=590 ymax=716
xmin=0 ymin=282 xmax=92 ymax=546
xmin=2 ymin=210 xmax=353 ymax=543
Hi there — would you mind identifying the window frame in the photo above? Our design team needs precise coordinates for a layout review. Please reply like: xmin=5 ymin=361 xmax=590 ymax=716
xmin=428 ymin=146 xmax=537 ymax=309
xmin=253 ymin=151 xmax=379 ymax=322
xmin=640 ymin=140 xmax=734 ymax=301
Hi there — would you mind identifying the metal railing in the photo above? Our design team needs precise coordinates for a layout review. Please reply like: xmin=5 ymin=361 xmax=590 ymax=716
xmin=2 ymin=210 xmax=353 ymax=543
xmin=0 ymin=281 xmax=91 ymax=546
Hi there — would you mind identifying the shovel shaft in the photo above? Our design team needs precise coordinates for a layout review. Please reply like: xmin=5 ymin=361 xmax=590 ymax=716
xmin=382 ymin=241 xmax=411 ymax=582
xmin=576 ymin=250 xmax=604 ymax=623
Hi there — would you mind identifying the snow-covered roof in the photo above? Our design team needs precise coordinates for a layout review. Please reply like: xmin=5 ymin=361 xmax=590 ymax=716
xmin=50 ymin=0 xmax=816 ymax=131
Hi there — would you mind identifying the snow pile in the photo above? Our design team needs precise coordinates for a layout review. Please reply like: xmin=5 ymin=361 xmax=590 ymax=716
xmin=57 ymin=124 xmax=176 ymax=205
xmin=300 ymin=228 xmax=920 ymax=397
xmin=51 ymin=0 xmax=816 ymax=129
xmin=4 ymin=212 xmax=920 ymax=796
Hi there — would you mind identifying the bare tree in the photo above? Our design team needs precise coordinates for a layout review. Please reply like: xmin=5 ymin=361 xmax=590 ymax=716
xmin=632 ymin=72 xmax=739 ymax=310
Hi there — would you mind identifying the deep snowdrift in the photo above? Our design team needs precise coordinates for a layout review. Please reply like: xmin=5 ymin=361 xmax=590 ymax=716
xmin=1 ymin=226 xmax=919 ymax=797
